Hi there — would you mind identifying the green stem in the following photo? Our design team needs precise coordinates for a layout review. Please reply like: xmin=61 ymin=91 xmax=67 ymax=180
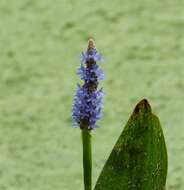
xmin=82 ymin=129 xmax=92 ymax=190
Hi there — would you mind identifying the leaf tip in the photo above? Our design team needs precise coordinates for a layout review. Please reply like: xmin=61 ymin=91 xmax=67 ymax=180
xmin=133 ymin=98 xmax=152 ymax=114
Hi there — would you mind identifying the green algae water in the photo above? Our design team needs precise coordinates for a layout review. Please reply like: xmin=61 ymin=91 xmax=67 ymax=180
xmin=0 ymin=0 xmax=183 ymax=189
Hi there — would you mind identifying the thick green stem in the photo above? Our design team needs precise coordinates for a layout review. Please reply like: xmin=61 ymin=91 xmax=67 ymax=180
xmin=82 ymin=129 xmax=92 ymax=190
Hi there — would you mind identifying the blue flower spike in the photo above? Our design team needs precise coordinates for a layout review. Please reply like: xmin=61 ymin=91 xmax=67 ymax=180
xmin=72 ymin=38 xmax=104 ymax=130
xmin=72 ymin=39 xmax=105 ymax=190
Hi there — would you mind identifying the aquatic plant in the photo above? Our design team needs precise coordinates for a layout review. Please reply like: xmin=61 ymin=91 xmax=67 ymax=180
xmin=72 ymin=39 xmax=104 ymax=190
xmin=72 ymin=40 xmax=167 ymax=190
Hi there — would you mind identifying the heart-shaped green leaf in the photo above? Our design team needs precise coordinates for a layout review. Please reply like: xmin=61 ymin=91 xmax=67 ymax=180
xmin=94 ymin=99 xmax=167 ymax=190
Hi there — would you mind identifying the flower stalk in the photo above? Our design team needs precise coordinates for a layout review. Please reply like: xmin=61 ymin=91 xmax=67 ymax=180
xmin=82 ymin=129 xmax=92 ymax=190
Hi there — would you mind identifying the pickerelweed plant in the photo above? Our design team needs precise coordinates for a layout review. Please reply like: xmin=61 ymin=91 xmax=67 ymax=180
xmin=72 ymin=39 xmax=167 ymax=190
xmin=72 ymin=39 xmax=104 ymax=190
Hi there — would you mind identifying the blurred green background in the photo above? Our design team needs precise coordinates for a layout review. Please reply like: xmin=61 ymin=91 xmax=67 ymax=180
xmin=0 ymin=0 xmax=184 ymax=189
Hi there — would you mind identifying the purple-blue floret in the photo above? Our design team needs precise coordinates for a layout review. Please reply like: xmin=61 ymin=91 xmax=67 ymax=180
xmin=72 ymin=85 xmax=104 ymax=129
xmin=77 ymin=64 xmax=105 ymax=82
xmin=72 ymin=43 xmax=104 ymax=130
xmin=80 ymin=49 xmax=102 ymax=63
